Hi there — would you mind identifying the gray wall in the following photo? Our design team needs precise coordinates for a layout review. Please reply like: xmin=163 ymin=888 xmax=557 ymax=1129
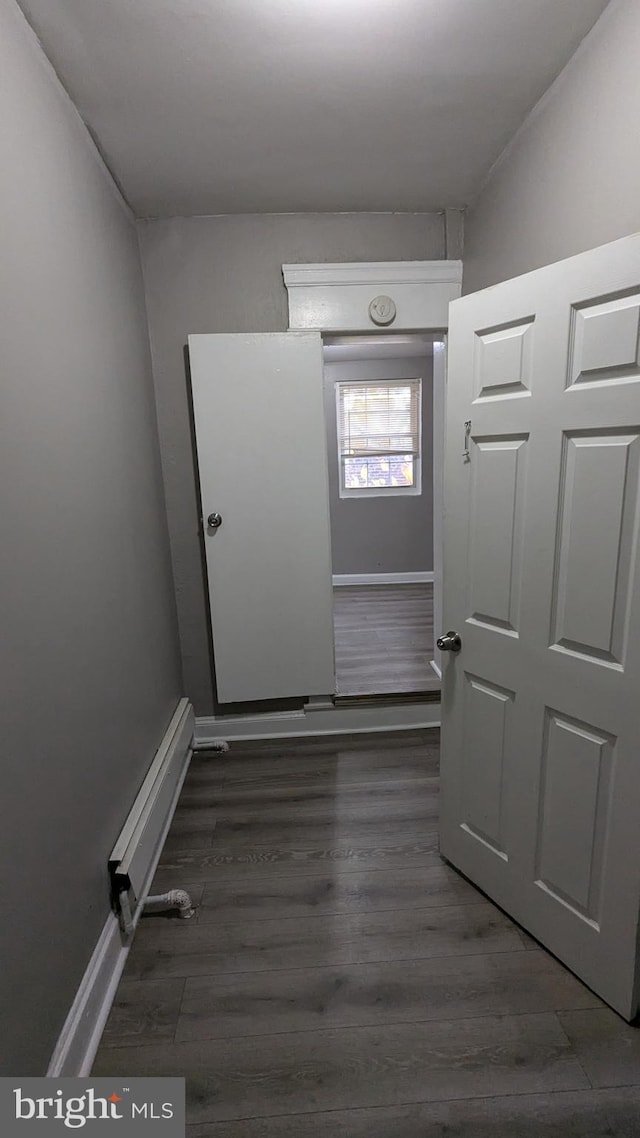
xmin=464 ymin=0 xmax=640 ymax=293
xmin=138 ymin=212 xmax=445 ymax=714
xmin=325 ymin=356 xmax=433 ymax=575
xmin=0 ymin=0 xmax=182 ymax=1075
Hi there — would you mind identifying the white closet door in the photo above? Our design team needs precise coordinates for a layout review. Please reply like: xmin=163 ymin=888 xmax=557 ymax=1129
xmin=189 ymin=332 xmax=335 ymax=704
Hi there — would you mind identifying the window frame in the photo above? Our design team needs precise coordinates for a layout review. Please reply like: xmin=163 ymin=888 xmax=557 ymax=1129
xmin=335 ymin=377 xmax=423 ymax=499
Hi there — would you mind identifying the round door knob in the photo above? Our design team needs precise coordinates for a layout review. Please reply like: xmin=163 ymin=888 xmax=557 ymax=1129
xmin=207 ymin=512 xmax=223 ymax=529
xmin=437 ymin=630 xmax=462 ymax=653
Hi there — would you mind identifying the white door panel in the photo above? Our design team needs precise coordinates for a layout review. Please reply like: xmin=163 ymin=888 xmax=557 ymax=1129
xmin=189 ymin=332 xmax=335 ymax=704
xmin=442 ymin=233 xmax=640 ymax=1018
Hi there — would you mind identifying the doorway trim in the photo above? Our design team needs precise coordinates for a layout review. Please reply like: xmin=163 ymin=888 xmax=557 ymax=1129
xmin=282 ymin=260 xmax=462 ymax=332
xmin=283 ymin=260 xmax=459 ymax=686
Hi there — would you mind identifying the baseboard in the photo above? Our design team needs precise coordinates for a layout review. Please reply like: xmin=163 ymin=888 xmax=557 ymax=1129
xmin=110 ymin=698 xmax=195 ymax=932
xmin=47 ymin=912 xmax=129 ymax=1077
xmin=47 ymin=697 xmax=194 ymax=1077
xmin=195 ymin=700 xmax=440 ymax=744
xmin=332 ymin=572 xmax=434 ymax=586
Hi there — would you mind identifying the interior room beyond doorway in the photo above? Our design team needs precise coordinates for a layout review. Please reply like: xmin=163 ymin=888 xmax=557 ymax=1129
xmin=333 ymin=582 xmax=438 ymax=697
xmin=323 ymin=333 xmax=442 ymax=700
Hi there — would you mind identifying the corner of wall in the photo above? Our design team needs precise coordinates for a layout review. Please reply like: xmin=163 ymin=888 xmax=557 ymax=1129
xmin=444 ymin=209 xmax=465 ymax=262
xmin=8 ymin=0 xmax=134 ymax=225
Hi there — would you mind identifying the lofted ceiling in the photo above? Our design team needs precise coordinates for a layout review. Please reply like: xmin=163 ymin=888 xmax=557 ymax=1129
xmin=18 ymin=0 xmax=609 ymax=218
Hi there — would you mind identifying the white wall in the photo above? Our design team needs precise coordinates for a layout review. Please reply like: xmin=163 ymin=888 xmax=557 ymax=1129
xmin=138 ymin=212 xmax=446 ymax=713
xmin=0 ymin=0 xmax=182 ymax=1074
xmin=463 ymin=0 xmax=640 ymax=293
xmin=324 ymin=355 xmax=433 ymax=575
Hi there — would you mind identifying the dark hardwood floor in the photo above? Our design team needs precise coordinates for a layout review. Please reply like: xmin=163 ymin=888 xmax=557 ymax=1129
xmin=333 ymin=583 xmax=440 ymax=697
xmin=93 ymin=730 xmax=640 ymax=1135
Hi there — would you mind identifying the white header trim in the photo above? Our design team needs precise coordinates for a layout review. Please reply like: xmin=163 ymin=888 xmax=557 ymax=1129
xmin=283 ymin=260 xmax=461 ymax=333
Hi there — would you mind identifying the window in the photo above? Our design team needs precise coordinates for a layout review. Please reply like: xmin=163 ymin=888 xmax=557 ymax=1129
xmin=336 ymin=379 xmax=422 ymax=497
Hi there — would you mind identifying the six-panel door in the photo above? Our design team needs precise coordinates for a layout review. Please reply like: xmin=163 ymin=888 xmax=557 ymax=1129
xmin=441 ymin=234 xmax=640 ymax=1018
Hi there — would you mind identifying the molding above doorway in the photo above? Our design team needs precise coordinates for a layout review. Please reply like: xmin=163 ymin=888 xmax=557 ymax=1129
xmin=282 ymin=260 xmax=462 ymax=332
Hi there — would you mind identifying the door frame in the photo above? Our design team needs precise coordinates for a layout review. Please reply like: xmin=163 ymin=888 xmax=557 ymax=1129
xmin=194 ymin=261 xmax=461 ymax=744
xmin=283 ymin=260 xmax=460 ymax=680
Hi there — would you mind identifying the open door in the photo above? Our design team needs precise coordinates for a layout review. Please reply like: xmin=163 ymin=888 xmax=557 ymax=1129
xmin=440 ymin=233 xmax=640 ymax=1019
xmin=189 ymin=332 xmax=335 ymax=704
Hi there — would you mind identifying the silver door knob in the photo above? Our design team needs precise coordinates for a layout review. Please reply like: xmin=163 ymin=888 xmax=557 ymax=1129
xmin=437 ymin=630 xmax=462 ymax=653
xmin=207 ymin=512 xmax=223 ymax=529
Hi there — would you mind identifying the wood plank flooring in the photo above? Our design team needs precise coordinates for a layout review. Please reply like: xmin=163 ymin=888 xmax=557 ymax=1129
xmin=333 ymin=584 xmax=440 ymax=696
xmin=93 ymin=730 xmax=640 ymax=1134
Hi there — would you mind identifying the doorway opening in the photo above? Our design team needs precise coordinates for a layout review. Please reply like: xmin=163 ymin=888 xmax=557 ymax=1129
xmin=322 ymin=332 xmax=444 ymax=701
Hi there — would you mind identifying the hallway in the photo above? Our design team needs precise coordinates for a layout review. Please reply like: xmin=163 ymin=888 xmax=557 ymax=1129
xmin=93 ymin=730 xmax=640 ymax=1133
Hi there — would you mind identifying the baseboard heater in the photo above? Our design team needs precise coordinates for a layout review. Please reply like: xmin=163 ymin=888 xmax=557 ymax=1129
xmin=109 ymin=697 xmax=195 ymax=936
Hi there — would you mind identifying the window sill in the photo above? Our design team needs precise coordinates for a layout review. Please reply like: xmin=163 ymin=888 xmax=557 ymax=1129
xmin=339 ymin=486 xmax=422 ymax=499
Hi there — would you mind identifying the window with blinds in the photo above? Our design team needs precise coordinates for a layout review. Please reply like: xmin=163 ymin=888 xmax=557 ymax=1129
xmin=336 ymin=379 xmax=422 ymax=496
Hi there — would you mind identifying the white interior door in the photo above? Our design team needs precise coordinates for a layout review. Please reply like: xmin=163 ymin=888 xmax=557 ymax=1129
xmin=441 ymin=233 xmax=640 ymax=1019
xmin=189 ymin=332 xmax=335 ymax=704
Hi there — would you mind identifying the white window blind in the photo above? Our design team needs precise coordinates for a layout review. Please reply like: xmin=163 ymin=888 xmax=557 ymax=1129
xmin=337 ymin=379 xmax=422 ymax=494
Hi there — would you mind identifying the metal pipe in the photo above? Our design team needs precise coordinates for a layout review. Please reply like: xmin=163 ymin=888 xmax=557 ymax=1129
xmin=143 ymin=889 xmax=195 ymax=919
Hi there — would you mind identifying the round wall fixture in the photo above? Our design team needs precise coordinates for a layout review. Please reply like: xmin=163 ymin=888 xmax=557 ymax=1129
xmin=368 ymin=295 xmax=397 ymax=326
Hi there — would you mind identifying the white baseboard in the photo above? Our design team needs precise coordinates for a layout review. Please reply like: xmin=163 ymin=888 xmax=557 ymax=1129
xmin=195 ymin=700 xmax=440 ymax=745
xmin=110 ymin=698 xmax=194 ymax=930
xmin=332 ymin=572 xmax=434 ymax=586
xmin=47 ymin=697 xmax=194 ymax=1077
xmin=47 ymin=912 xmax=129 ymax=1077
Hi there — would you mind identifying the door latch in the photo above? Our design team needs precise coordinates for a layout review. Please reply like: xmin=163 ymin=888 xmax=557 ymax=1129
xmin=462 ymin=420 xmax=471 ymax=460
